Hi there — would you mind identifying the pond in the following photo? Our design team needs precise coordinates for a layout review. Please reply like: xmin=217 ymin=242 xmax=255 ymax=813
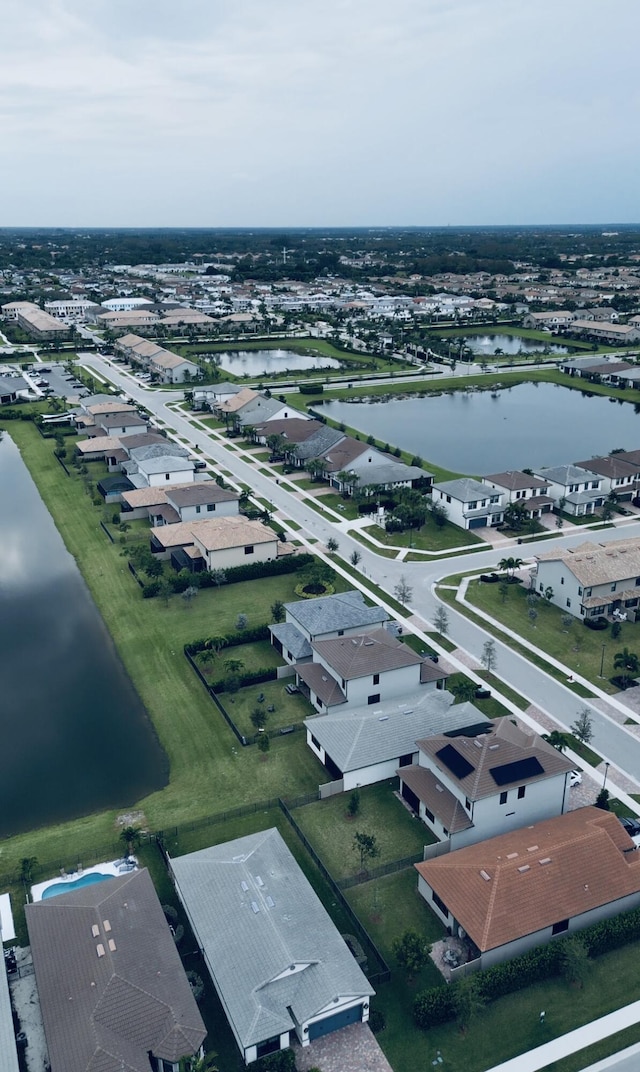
xmin=454 ymin=333 xmax=569 ymax=356
xmin=210 ymin=348 xmax=341 ymax=377
xmin=323 ymin=382 xmax=640 ymax=475
xmin=0 ymin=434 xmax=168 ymax=838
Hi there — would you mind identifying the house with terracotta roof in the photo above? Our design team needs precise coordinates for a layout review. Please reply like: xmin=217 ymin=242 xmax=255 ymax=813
xmin=415 ymin=807 xmax=640 ymax=968
xmin=150 ymin=515 xmax=286 ymax=572
xmin=25 ymin=868 xmax=206 ymax=1072
xmin=534 ymin=536 xmax=640 ymax=621
xmin=399 ymin=717 xmax=573 ymax=849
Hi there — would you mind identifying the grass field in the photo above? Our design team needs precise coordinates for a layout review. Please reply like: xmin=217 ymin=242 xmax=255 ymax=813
xmin=363 ymin=519 xmax=484 ymax=552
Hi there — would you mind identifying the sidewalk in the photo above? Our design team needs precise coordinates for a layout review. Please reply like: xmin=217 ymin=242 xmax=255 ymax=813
xmin=484 ymin=999 xmax=640 ymax=1072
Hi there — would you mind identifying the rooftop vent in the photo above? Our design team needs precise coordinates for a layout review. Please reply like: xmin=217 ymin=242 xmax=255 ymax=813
xmin=539 ymin=857 xmax=552 ymax=866
xmin=241 ymin=881 xmax=249 ymax=893
xmin=96 ymin=945 xmax=105 ymax=958
xmin=108 ymin=939 xmax=116 ymax=952
xmin=103 ymin=920 xmax=111 ymax=932
xmin=474 ymin=739 xmax=483 ymax=748
xmin=489 ymin=744 xmax=500 ymax=750
xmin=527 ymin=845 xmax=539 ymax=852
xmin=91 ymin=925 xmax=100 ymax=938
xmin=506 ymin=852 xmax=518 ymax=860
xmin=255 ymin=876 xmax=264 ymax=887
xmin=436 ymin=784 xmax=443 ymax=793
xmin=251 ymin=902 xmax=260 ymax=914
xmin=378 ymin=715 xmax=389 ymax=722
xmin=404 ymin=709 xmax=413 ymax=715
xmin=518 ymin=865 xmax=530 ymax=873
xmin=480 ymin=870 xmax=491 ymax=882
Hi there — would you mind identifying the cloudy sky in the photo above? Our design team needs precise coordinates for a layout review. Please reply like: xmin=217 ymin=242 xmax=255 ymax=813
xmin=1 ymin=0 xmax=637 ymax=227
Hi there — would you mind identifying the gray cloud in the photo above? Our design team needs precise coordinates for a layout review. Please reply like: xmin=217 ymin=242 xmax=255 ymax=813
xmin=0 ymin=0 xmax=637 ymax=225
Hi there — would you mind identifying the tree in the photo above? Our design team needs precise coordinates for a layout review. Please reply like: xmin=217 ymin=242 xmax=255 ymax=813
xmin=561 ymin=614 xmax=574 ymax=632
xmin=236 ymin=612 xmax=248 ymax=631
xmin=327 ymin=536 xmax=339 ymax=554
xmin=224 ymin=657 xmax=244 ymax=676
xmin=307 ymin=458 xmax=325 ymax=483
xmin=392 ymin=930 xmax=430 ymax=977
xmin=20 ymin=856 xmax=38 ymax=885
xmin=452 ymin=975 xmax=486 ymax=1033
xmin=595 ymin=788 xmax=610 ymax=810
xmin=257 ymin=732 xmax=270 ymax=756
xmin=433 ymin=605 xmax=449 ymax=635
xmin=499 ymin=580 xmax=510 ymax=603
xmin=347 ymin=789 xmax=360 ymax=817
xmin=179 ymin=1052 xmax=219 ymax=1072
xmin=394 ymin=575 xmax=413 ymax=604
xmin=612 ymin=621 xmax=622 ymax=641
xmin=544 ymin=730 xmax=568 ymax=752
xmin=431 ymin=502 xmax=448 ymax=528
xmin=210 ymin=568 xmax=227 ymax=589
xmin=251 ymin=707 xmax=268 ymax=730
xmin=481 ymin=639 xmax=497 ymax=674
xmin=544 ymin=586 xmax=554 ymax=602
xmin=271 ymin=600 xmax=285 ymax=623
xmin=571 ymin=707 xmax=594 ymax=745
xmin=450 ymin=677 xmax=478 ymax=704
xmin=560 ymin=936 xmax=590 ymax=989
xmin=497 ymin=556 xmax=523 ymax=578
xmin=528 ymin=607 xmax=538 ymax=627
xmin=613 ymin=647 xmax=640 ymax=688
xmin=120 ymin=826 xmax=142 ymax=856
xmin=352 ymin=831 xmax=380 ymax=872
xmin=182 ymin=586 xmax=198 ymax=607
xmin=350 ymin=549 xmax=362 ymax=567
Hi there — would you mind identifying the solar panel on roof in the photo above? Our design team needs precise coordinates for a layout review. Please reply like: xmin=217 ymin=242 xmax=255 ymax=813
xmin=489 ymin=756 xmax=545 ymax=786
xmin=436 ymin=744 xmax=475 ymax=780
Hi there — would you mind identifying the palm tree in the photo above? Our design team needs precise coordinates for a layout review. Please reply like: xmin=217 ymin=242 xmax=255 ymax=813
xmin=497 ymin=556 xmax=523 ymax=578
xmin=180 ymin=1053 xmax=219 ymax=1072
xmin=543 ymin=731 xmax=569 ymax=752
xmin=613 ymin=647 xmax=640 ymax=689
xmin=20 ymin=856 xmax=38 ymax=885
xmin=120 ymin=826 xmax=142 ymax=857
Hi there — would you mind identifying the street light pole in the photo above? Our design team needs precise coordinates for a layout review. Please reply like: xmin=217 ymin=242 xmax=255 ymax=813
xmin=603 ymin=761 xmax=610 ymax=793
xmin=600 ymin=644 xmax=606 ymax=677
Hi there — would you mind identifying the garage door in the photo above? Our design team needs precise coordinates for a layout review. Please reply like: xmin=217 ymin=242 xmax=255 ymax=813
xmin=468 ymin=517 xmax=487 ymax=529
xmin=308 ymin=1003 xmax=363 ymax=1041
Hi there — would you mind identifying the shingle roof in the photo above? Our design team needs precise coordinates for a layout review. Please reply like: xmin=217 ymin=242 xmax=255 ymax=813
xmin=25 ymin=869 xmax=206 ymax=1072
xmin=416 ymin=717 xmax=573 ymax=801
xmin=415 ymin=808 xmax=640 ymax=952
xmin=534 ymin=464 xmax=601 ymax=485
xmin=253 ymin=418 xmax=321 ymax=442
xmin=166 ymin=484 xmax=238 ymax=507
xmin=312 ymin=629 xmax=422 ymax=680
xmin=432 ymin=478 xmax=499 ymax=501
xmin=349 ymin=458 xmax=429 ymax=486
xmin=319 ymin=437 xmax=368 ymax=473
xmin=293 ymin=427 xmax=345 ymax=461
xmin=285 ymin=591 xmax=388 ymax=637
xmin=269 ymin=623 xmax=312 ymax=660
xmin=573 ymin=456 xmax=639 ymax=480
xmin=485 ymin=471 xmax=548 ymax=492
xmin=305 ymin=693 xmax=489 ymax=773
xmin=536 ymin=536 xmax=640 ymax=587
xmin=171 ymin=830 xmax=374 ymax=1052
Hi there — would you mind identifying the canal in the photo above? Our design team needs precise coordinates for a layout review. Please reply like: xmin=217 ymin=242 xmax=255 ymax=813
xmin=0 ymin=434 xmax=168 ymax=838
xmin=324 ymin=382 xmax=640 ymax=475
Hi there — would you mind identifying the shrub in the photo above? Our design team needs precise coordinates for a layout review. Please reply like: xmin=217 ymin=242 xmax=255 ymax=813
xmin=368 ymin=1008 xmax=386 ymax=1034
xmin=584 ymin=616 xmax=609 ymax=630
xmin=413 ymin=986 xmax=456 ymax=1029
xmin=298 ymin=383 xmax=324 ymax=394
xmin=142 ymin=581 xmax=161 ymax=599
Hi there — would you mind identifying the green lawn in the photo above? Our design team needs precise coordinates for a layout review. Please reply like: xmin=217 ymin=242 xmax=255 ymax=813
xmin=363 ymin=520 xmax=484 ymax=552
xmin=466 ymin=578 xmax=636 ymax=694
xmin=195 ymin=639 xmax=282 ymax=677
xmin=221 ymin=679 xmax=315 ymax=737
xmin=293 ymin=781 xmax=433 ymax=880
xmin=317 ymin=491 xmax=361 ymax=518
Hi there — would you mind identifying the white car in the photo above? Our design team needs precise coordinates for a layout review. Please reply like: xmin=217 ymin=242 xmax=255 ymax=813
xmin=569 ymin=770 xmax=582 ymax=787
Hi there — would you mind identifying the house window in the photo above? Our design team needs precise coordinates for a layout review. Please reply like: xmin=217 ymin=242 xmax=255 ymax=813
xmin=539 ymin=583 xmax=544 ymax=592
xmin=468 ymin=501 xmax=477 ymax=509
xmin=373 ymin=673 xmax=380 ymax=685
xmin=432 ymin=891 xmax=449 ymax=918
xmin=552 ymin=919 xmax=569 ymax=935
xmin=500 ymin=791 xmax=508 ymax=805
xmin=611 ymin=583 xmax=617 ymax=592
xmin=566 ymin=598 xmax=571 ymax=607
xmin=517 ymin=785 xmax=526 ymax=799
xmin=560 ymin=577 xmax=564 ymax=585
xmin=207 ymin=503 xmax=215 ymax=512
xmin=337 ymin=630 xmax=344 ymax=636
xmin=578 ymin=587 xmax=583 ymax=596
xmin=425 ymin=806 xmax=435 ymax=823
xmin=465 ymin=797 xmax=471 ymax=811
xmin=368 ymin=694 xmax=381 ymax=705
xmin=244 ymin=545 xmax=254 ymax=555
xmin=446 ymin=495 xmax=451 ymax=504
xmin=195 ymin=505 xmax=201 ymax=514
xmin=399 ymin=753 xmax=413 ymax=766
xmin=165 ymin=473 xmax=170 ymax=480
xmin=256 ymin=1036 xmax=282 ymax=1059
xmin=310 ymin=733 xmax=321 ymax=750
xmin=585 ymin=588 xmax=592 ymax=596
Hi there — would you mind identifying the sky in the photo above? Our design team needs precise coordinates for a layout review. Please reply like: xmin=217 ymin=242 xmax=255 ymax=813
xmin=1 ymin=0 xmax=638 ymax=227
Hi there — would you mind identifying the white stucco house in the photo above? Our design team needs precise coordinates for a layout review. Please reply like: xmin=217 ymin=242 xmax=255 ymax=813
xmin=431 ymin=478 xmax=504 ymax=531
xmin=415 ymin=807 xmax=640 ymax=969
xmin=532 ymin=465 xmax=605 ymax=517
xmin=150 ymin=515 xmax=286 ymax=571
xmin=534 ymin=536 xmax=640 ymax=621
xmin=398 ymin=716 xmax=574 ymax=849
xmin=484 ymin=470 xmax=554 ymax=519
xmin=270 ymin=591 xmax=389 ymax=666
xmin=170 ymin=829 xmax=375 ymax=1064
xmin=572 ymin=455 xmax=639 ymax=502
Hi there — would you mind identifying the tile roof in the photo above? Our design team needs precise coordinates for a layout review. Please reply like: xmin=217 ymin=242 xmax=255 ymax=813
xmin=312 ymin=629 xmax=422 ymax=680
xmin=285 ymin=591 xmax=388 ymax=636
xmin=536 ymin=537 xmax=640 ymax=587
xmin=397 ymin=765 xmax=474 ymax=834
xmin=416 ymin=717 xmax=573 ymax=801
xmin=218 ymin=388 xmax=259 ymax=413
xmin=415 ymin=808 xmax=640 ymax=952
xmin=573 ymin=456 xmax=639 ymax=480
xmin=121 ymin=482 xmax=197 ymax=509
xmin=253 ymin=418 xmax=322 ymax=442
xmin=25 ymin=869 xmax=206 ymax=1072
xmin=534 ymin=464 xmax=601 ymax=485
xmin=319 ymin=437 xmax=369 ymax=473
xmin=171 ymin=830 xmax=374 ymax=1052
xmin=166 ymin=484 xmax=238 ymax=507
xmin=305 ymin=692 xmax=489 ymax=773
xmin=485 ymin=471 xmax=549 ymax=492
xmin=297 ymin=662 xmax=347 ymax=706
xmin=293 ymin=427 xmax=345 ymax=461
xmin=151 ymin=516 xmax=277 ymax=552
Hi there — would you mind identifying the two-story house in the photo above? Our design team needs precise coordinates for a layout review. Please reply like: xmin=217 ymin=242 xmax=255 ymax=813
xmin=397 ymin=717 xmax=574 ymax=849
xmin=484 ymin=470 xmax=554 ymax=520
xmin=431 ymin=478 xmax=504 ymax=530
xmin=573 ymin=455 xmax=639 ymax=502
xmin=147 ymin=484 xmax=240 ymax=526
xmin=532 ymin=465 xmax=605 ymax=517
xmin=534 ymin=536 xmax=640 ymax=621
xmin=270 ymin=591 xmax=389 ymax=666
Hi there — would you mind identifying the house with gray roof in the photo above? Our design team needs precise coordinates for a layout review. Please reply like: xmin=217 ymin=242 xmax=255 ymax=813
xmin=534 ymin=536 xmax=640 ymax=621
xmin=270 ymin=591 xmax=389 ymax=666
xmin=25 ymin=868 xmax=206 ymax=1072
xmin=431 ymin=478 xmax=505 ymax=531
xmin=170 ymin=829 xmax=374 ymax=1064
xmin=347 ymin=456 xmax=431 ymax=494
xmin=399 ymin=715 xmax=574 ymax=849
xmin=532 ymin=464 xmax=605 ymax=517
xmin=289 ymin=426 xmax=345 ymax=465
xmin=305 ymin=691 xmax=489 ymax=790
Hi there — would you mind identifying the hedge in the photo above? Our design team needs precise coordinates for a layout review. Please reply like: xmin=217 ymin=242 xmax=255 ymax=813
xmin=197 ymin=553 xmax=313 ymax=587
xmin=187 ymin=624 xmax=271 ymax=654
xmin=298 ymin=383 xmax=324 ymax=394
xmin=208 ymin=667 xmax=277 ymax=693
xmin=414 ymin=904 xmax=640 ymax=1030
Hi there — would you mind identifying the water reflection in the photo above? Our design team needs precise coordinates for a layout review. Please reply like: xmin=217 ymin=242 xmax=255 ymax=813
xmin=0 ymin=435 xmax=168 ymax=837
xmin=212 ymin=348 xmax=341 ymax=376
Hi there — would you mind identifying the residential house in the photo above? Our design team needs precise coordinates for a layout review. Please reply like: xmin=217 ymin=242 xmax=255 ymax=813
xmin=398 ymin=717 xmax=574 ymax=850
xmin=124 ymin=451 xmax=196 ymax=489
xmin=270 ymin=591 xmax=389 ymax=666
xmin=567 ymin=322 xmax=640 ymax=345
xmin=0 ymin=376 xmax=21 ymax=405
xmin=150 ymin=515 xmax=284 ymax=571
xmin=25 ymin=868 xmax=206 ymax=1072
xmin=146 ymin=484 xmax=239 ymax=526
xmin=171 ymin=828 xmax=374 ymax=1064
xmin=95 ymin=412 xmax=149 ymax=438
xmin=44 ymin=298 xmax=99 ymax=320
xmin=534 ymin=536 xmax=640 ymax=621
xmin=305 ymin=692 xmax=488 ymax=791
xmin=572 ymin=455 xmax=639 ymax=501
xmin=1 ymin=301 xmax=70 ymax=340
xmin=431 ymin=479 xmax=504 ymax=530
xmin=532 ymin=465 xmax=605 ymax=517
xmin=289 ymin=426 xmax=345 ymax=468
xmin=0 ymin=908 xmax=19 ymax=1072
xmin=522 ymin=311 xmax=577 ymax=330
xmin=234 ymin=394 xmax=307 ymax=429
xmin=484 ymin=471 xmax=554 ymax=519
xmin=347 ymin=455 xmax=431 ymax=496
xmin=415 ymin=807 xmax=640 ymax=969
xmin=252 ymin=418 xmax=324 ymax=449
xmin=191 ymin=382 xmax=245 ymax=410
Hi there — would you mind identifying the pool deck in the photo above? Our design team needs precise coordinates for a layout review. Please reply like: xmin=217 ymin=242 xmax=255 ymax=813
xmin=30 ymin=858 xmax=138 ymax=902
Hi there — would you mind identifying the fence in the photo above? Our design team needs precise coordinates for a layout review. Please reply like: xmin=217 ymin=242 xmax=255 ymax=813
xmin=277 ymin=798 xmax=391 ymax=985
xmin=319 ymin=779 xmax=344 ymax=799
xmin=337 ymin=852 xmax=424 ymax=891
xmin=54 ymin=453 xmax=71 ymax=476
xmin=100 ymin=520 xmax=115 ymax=544
xmin=423 ymin=840 xmax=451 ymax=861
xmin=128 ymin=560 xmax=144 ymax=588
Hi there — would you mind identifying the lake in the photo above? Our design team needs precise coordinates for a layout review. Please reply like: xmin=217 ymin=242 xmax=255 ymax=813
xmin=0 ymin=434 xmax=168 ymax=838
xmin=324 ymin=382 xmax=640 ymax=475
xmin=456 ymin=333 xmax=568 ymax=356
xmin=211 ymin=348 xmax=341 ymax=376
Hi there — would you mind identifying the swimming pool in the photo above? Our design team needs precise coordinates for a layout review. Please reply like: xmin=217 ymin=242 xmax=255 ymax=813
xmin=41 ymin=872 xmax=114 ymax=899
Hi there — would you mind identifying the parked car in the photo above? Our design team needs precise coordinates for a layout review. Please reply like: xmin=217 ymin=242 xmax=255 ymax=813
xmin=569 ymin=770 xmax=582 ymax=787
xmin=619 ymin=816 xmax=640 ymax=836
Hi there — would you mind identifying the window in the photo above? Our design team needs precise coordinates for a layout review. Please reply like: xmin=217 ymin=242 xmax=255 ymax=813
xmin=500 ymin=791 xmax=508 ymax=805
xmin=566 ymin=598 xmax=571 ymax=608
xmin=611 ymin=583 xmax=617 ymax=592
xmin=560 ymin=576 xmax=564 ymax=585
xmin=578 ymin=587 xmax=583 ymax=596
xmin=257 ymin=1036 xmax=282 ymax=1059
xmin=165 ymin=473 xmax=170 ymax=480
xmin=585 ymin=588 xmax=592 ymax=596
xmin=539 ymin=582 xmax=544 ymax=592
xmin=425 ymin=806 xmax=435 ymax=823
xmin=432 ymin=891 xmax=449 ymax=918
xmin=465 ymin=797 xmax=471 ymax=811
xmin=310 ymin=733 xmax=321 ymax=750
xmin=244 ymin=545 xmax=254 ymax=555
xmin=207 ymin=503 xmax=215 ymax=512
xmin=468 ymin=500 xmax=477 ymax=509
xmin=399 ymin=753 xmax=413 ymax=766
xmin=517 ymin=785 xmax=526 ymax=799
xmin=337 ymin=630 xmax=344 ymax=636
xmin=446 ymin=495 xmax=451 ymax=504
xmin=368 ymin=693 xmax=381 ymax=705
xmin=373 ymin=673 xmax=380 ymax=685
xmin=195 ymin=505 xmax=201 ymax=514
xmin=552 ymin=919 xmax=569 ymax=935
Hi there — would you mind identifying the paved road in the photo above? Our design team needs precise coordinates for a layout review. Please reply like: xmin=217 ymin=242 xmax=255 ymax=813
xmin=80 ymin=352 xmax=640 ymax=788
